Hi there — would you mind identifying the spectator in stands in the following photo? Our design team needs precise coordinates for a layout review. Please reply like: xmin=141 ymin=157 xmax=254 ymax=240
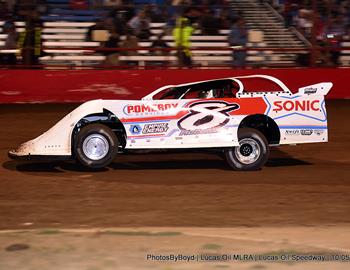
xmin=295 ymin=8 xmax=313 ymax=38
xmin=151 ymin=32 xmax=170 ymax=56
xmin=14 ymin=0 xmax=37 ymax=20
xmin=218 ymin=9 xmax=234 ymax=29
xmin=120 ymin=29 xmax=139 ymax=66
xmin=327 ymin=14 xmax=347 ymax=37
xmin=137 ymin=19 xmax=152 ymax=40
xmin=165 ymin=1 xmax=180 ymax=29
xmin=326 ymin=15 xmax=346 ymax=66
xmin=184 ymin=6 xmax=201 ymax=26
xmin=86 ymin=19 xmax=106 ymax=41
xmin=109 ymin=8 xmax=126 ymax=35
xmin=0 ymin=21 xmax=18 ymax=65
xmin=128 ymin=10 xmax=151 ymax=40
xmin=5 ymin=0 xmax=16 ymax=15
xmin=18 ymin=14 xmax=43 ymax=67
xmin=328 ymin=38 xmax=341 ymax=66
xmin=104 ymin=28 xmax=120 ymax=66
xmin=150 ymin=32 xmax=170 ymax=66
xmin=345 ymin=24 xmax=350 ymax=40
xmin=103 ymin=16 xmax=116 ymax=31
xmin=120 ymin=0 xmax=136 ymax=22
xmin=228 ymin=17 xmax=248 ymax=68
xmin=283 ymin=1 xmax=298 ymax=27
xmin=144 ymin=4 xmax=165 ymax=23
xmin=200 ymin=8 xmax=219 ymax=35
xmin=0 ymin=1 xmax=10 ymax=20
xmin=314 ymin=12 xmax=326 ymax=41
xmin=173 ymin=16 xmax=194 ymax=67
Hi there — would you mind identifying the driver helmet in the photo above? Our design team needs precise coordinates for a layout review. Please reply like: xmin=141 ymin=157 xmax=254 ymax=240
xmin=199 ymin=89 xmax=215 ymax=98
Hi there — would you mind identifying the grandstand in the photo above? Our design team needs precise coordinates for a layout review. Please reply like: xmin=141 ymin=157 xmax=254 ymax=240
xmin=0 ymin=0 xmax=349 ymax=68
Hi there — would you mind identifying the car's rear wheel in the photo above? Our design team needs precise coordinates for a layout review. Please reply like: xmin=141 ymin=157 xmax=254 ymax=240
xmin=74 ymin=124 xmax=118 ymax=169
xmin=225 ymin=128 xmax=270 ymax=171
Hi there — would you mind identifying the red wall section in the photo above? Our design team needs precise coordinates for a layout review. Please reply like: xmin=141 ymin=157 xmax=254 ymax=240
xmin=0 ymin=68 xmax=348 ymax=103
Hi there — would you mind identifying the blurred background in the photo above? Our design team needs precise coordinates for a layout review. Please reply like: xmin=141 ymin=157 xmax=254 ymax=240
xmin=0 ymin=0 xmax=349 ymax=69
xmin=1 ymin=3 xmax=350 ymax=270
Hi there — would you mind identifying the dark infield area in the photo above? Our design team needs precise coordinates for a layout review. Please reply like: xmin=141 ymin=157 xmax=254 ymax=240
xmin=0 ymin=100 xmax=349 ymax=229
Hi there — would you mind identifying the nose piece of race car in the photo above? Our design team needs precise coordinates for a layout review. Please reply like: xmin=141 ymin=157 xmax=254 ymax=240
xmin=8 ymin=139 xmax=71 ymax=161
xmin=8 ymin=149 xmax=27 ymax=160
xmin=8 ymin=141 xmax=33 ymax=160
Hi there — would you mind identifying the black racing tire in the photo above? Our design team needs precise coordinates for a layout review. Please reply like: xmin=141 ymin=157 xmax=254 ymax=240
xmin=74 ymin=124 xmax=118 ymax=169
xmin=225 ymin=128 xmax=270 ymax=171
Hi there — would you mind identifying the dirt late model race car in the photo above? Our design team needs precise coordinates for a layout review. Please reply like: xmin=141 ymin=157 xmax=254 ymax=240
xmin=9 ymin=75 xmax=332 ymax=171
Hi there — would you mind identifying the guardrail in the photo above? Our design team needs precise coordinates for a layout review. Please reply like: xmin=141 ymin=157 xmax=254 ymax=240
xmin=0 ymin=68 xmax=348 ymax=104
xmin=1 ymin=46 xmax=349 ymax=69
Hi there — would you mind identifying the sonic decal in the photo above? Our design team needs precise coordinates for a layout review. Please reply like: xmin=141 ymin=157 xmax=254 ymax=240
xmin=273 ymin=100 xmax=320 ymax=112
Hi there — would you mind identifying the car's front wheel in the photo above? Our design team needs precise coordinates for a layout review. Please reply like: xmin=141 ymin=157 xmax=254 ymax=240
xmin=225 ymin=128 xmax=270 ymax=171
xmin=74 ymin=124 xmax=118 ymax=169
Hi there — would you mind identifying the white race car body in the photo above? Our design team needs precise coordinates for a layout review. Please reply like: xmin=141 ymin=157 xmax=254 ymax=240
xmin=10 ymin=75 xmax=332 ymax=159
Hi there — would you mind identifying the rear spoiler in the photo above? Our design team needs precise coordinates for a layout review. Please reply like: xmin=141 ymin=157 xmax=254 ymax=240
xmin=298 ymin=82 xmax=333 ymax=96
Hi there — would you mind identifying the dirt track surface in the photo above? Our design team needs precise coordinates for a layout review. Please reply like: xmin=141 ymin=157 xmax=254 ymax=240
xmin=2 ymin=227 xmax=350 ymax=270
xmin=0 ymin=101 xmax=350 ymax=230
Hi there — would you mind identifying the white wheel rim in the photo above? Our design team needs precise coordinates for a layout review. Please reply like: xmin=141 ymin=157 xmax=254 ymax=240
xmin=82 ymin=134 xmax=109 ymax=160
xmin=234 ymin=138 xmax=261 ymax=164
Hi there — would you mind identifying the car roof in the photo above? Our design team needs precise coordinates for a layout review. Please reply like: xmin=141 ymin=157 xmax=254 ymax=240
xmin=142 ymin=75 xmax=292 ymax=100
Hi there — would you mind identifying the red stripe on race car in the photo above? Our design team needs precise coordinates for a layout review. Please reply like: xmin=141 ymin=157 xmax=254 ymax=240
xmin=229 ymin=97 xmax=267 ymax=115
xmin=120 ymin=110 xmax=188 ymax=123
xmin=121 ymin=97 xmax=267 ymax=123
xmin=128 ymin=133 xmax=166 ymax=138
xmin=184 ymin=98 xmax=267 ymax=115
